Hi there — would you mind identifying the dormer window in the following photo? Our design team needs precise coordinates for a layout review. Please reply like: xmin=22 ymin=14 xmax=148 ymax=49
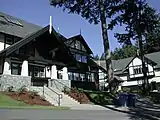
xmin=5 ymin=35 xmax=13 ymax=45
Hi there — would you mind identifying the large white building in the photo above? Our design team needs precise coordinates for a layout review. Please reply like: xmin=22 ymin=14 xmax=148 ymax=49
xmin=96 ymin=52 xmax=160 ymax=91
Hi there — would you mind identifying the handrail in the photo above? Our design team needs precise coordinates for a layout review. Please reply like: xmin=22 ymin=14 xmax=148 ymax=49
xmin=34 ymin=86 xmax=58 ymax=105
xmin=51 ymin=79 xmax=72 ymax=91
xmin=43 ymin=85 xmax=62 ymax=106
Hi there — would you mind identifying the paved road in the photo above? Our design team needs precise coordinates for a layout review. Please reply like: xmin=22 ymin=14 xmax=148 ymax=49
xmin=0 ymin=108 xmax=137 ymax=120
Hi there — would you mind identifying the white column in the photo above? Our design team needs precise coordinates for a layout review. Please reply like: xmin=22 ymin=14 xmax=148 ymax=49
xmin=51 ymin=65 xmax=57 ymax=79
xmin=62 ymin=67 xmax=68 ymax=80
xmin=3 ymin=58 xmax=11 ymax=75
xmin=21 ymin=60 xmax=28 ymax=76
xmin=45 ymin=66 xmax=51 ymax=78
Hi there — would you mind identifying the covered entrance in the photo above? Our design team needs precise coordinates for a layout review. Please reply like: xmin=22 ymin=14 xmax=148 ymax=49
xmin=29 ymin=64 xmax=49 ymax=86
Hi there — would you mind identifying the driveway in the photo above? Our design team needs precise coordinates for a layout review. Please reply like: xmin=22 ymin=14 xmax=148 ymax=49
xmin=0 ymin=108 xmax=136 ymax=120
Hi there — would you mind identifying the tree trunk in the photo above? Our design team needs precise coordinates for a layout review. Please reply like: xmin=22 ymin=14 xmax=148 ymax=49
xmin=99 ymin=0 xmax=114 ymax=92
xmin=138 ymin=33 xmax=149 ymax=93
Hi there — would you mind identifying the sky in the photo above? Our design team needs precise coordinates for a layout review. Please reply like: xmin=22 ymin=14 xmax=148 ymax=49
xmin=0 ymin=0 xmax=160 ymax=56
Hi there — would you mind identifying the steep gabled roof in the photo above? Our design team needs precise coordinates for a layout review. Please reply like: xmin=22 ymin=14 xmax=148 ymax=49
xmin=95 ymin=51 xmax=160 ymax=75
xmin=0 ymin=25 xmax=67 ymax=57
xmin=0 ymin=12 xmax=42 ymax=38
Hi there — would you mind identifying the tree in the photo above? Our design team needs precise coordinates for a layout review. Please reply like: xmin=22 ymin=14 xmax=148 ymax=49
xmin=93 ymin=54 xmax=100 ymax=60
xmin=110 ymin=0 xmax=159 ymax=92
xmin=50 ymin=0 xmax=120 ymax=91
xmin=111 ymin=45 xmax=138 ymax=60
xmin=144 ymin=20 xmax=160 ymax=53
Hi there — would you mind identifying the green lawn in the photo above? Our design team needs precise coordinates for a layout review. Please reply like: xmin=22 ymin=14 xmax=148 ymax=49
xmin=84 ymin=90 xmax=116 ymax=105
xmin=0 ymin=92 xmax=69 ymax=110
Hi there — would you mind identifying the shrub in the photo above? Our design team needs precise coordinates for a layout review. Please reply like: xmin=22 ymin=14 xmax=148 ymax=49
xmin=17 ymin=85 xmax=27 ymax=95
xmin=71 ymin=87 xmax=78 ymax=92
xmin=7 ymin=86 xmax=14 ymax=92
xmin=77 ymin=88 xmax=84 ymax=93
xmin=62 ymin=86 xmax=70 ymax=93
xmin=29 ymin=90 xmax=38 ymax=99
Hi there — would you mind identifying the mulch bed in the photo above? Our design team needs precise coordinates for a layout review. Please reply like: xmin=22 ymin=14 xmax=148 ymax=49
xmin=4 ymin=91 xmax=53 ymax=106
xmin=65 ymin=91 xmax=91 ymax=104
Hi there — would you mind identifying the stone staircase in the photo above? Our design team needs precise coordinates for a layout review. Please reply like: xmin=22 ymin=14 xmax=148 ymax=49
xmin=28 ymin=86 xmax=80 ymax=106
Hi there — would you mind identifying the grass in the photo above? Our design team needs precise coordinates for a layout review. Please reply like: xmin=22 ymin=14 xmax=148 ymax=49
xmin=84 ymin=90 xmax=116 ymax=105
xmin=0 ymin=92 xmax=69 ymax=110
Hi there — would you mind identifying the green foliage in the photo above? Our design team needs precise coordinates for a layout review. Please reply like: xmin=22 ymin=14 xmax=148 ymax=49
xmin=29 ymin=90 xmax=38 ymax=99
xmin=71 ymin=87 xmax=78 ymax=92
xmin=93 ymin=54 xmax=100 ymax=60
xmin=149 ymin=92 xmax=160 ymax=104
xmin=110 ymin=0 xmax=160 ymax=46
xmin=111 ymin=45 xmax=138 ymax=60
xmin=62 ymin=86 xmax=70 ymax=93
xmin=17 ymin=86 xmax=27 ymax=95
xmin=7 ymin=86 xmax=14 ymax=92
xmin=50 ymin=0 xmax=120 ymax=25
xmin=77 ymin=88 xmax=84 ymax=93
xmin=84 ymin=91 xmax=116 ymax=105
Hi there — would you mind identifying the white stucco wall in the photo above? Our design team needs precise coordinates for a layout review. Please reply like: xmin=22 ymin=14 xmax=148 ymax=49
xmin=98 ymin=57 xmax=159 ymax=88
xmin=0 ymin=33 xmax=5 ymax=51
xmin=3 ymin=58 xmax=11 ymax=75
xmin=21 ymin=60 xmax=28 ymax=76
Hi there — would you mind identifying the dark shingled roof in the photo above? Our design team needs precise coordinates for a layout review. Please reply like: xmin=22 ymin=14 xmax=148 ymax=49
xmin=0 ymin=12 xmax=42 ymax=38
xmin=95 ymin=51 xmax=160 ymax=75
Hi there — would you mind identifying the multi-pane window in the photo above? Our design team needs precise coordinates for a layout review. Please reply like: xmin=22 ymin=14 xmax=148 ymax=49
xmin=74 ymin=54 xmax=87 ymax=63
xmin=134 ymin=68 xmax=142 ymax=74
xmin=5 ymin=35 xmax=13 ymax=45
xmin=11 ymin=63 xmax=21 ymax=75
xmin=68 ymin=72 xmax=95 ymax=82
xmin=29 ymin=65 xmax=45 ymax=78
xmin=82 ymin=56 xmax=87 ymax=63
xmin=133 ymin=65 xmax=149 ymax=74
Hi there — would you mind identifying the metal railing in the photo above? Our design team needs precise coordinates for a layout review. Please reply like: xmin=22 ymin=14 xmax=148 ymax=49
xmin=43 ymin=84 xmax=62 ymax=106
xmin=50 ymin=79 xmax=72 ymax=91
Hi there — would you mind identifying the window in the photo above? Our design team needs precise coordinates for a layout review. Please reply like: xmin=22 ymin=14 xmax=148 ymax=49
xmin=29 ymin=65 xmax=45 ymax=78
xmin=39 ymin=67 xmax=45 ymax=77
xmin=11 ymin=63 xmax=21 ymax=75
xmin=80 ymin=73 xmax=85 ymax=81
xmin=74 ymin=73 xmax=79 ymax=81
xmin=34 ymin=67 xmax=39 ymax=77
xmin=14 ymin=37 xmax=21 ymax=43
xmin=74 ymin=54 xmax=87 ymax=63
xmin=68 ymin=72 xmax=73 ymax=80
xmin=82 ymin=56 xmax=87 ymax=63
xmin=57 ymin=70 xmax=63 ymax=79
xmin=134 ymin=68 xmax=142 ymax=74
xmin=5 ymin=35 xmax=13 ymax=45
xmin=75 ymin=54 xmax=81 ymax=62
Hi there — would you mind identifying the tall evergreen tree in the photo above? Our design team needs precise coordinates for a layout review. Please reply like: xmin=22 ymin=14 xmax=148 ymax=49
xmin=93 ymin=54 xmax=100 ymax=60
xmin=109 ymin=0 xmax=159 ymax=92
xmin=111 ymin=45 xmax=138 ymax=60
